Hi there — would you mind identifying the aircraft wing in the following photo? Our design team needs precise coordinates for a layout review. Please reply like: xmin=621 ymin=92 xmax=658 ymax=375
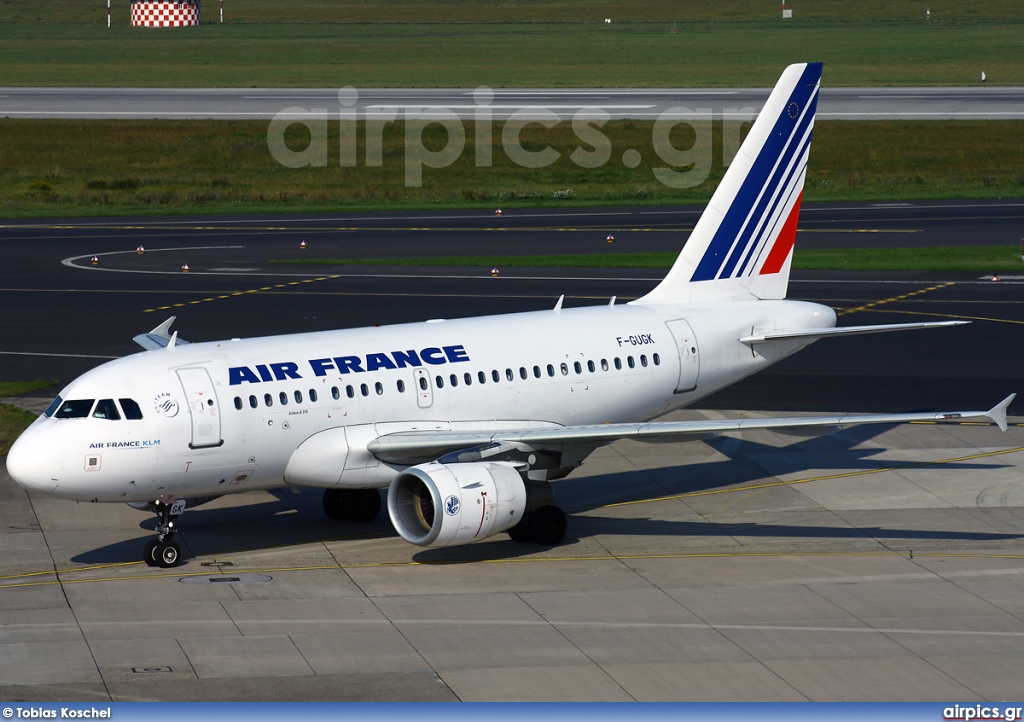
xmin=133 ymin=317 xmax=190 ymax=350
xmin=367 ymin=394 xmax=1015 ymax=465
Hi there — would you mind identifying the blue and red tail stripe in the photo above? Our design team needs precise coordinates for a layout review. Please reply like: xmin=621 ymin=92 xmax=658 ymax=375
xmin=690 ymin=62 xmax=821 ymax=282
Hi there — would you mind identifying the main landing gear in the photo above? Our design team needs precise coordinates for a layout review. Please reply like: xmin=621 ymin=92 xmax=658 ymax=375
xmin=143 ymin=499 xmax=181 ymax=568
xmin=507 ymin=504 xmax=567 ymax=546
xmin=322 ymin=488 xmax=382 ymax=523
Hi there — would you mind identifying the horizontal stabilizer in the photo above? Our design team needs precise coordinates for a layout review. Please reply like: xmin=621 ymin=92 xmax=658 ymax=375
xmin=133 ymin=316 xmax=190 ymax=350
xmin=367 ymin=397 xmax=1014 ymax=464
xmin=739 ymin=320 xmax=967 ymax=344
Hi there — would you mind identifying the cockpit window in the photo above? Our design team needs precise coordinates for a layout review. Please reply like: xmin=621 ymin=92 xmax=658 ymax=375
xmin=54 ymin=399 xmax=95 ymax=419
xmin=119 ymin=398 xmax=143 ymax=420
xmin=93 ymin=399 xmax=121 ymax=420
xmin=44 ymin=396 xmax=63 ymax=418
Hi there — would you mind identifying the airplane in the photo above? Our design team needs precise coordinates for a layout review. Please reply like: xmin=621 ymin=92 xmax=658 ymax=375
xmin=5 ymin=62 xmax=1014 ymax=568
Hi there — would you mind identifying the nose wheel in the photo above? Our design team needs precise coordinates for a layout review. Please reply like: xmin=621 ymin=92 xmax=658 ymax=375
xmin=143 ymin=499 xmax=182 ymax=568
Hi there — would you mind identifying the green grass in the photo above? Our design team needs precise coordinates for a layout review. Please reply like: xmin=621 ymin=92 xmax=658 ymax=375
xmin=794 ymin=245 xmax=1024 ymax=271
xmin=0 ymin=380 xmax=58 ymax=397
xmin=0 ymin=17 xmax=1022 ymax=87
xmin=270 ymin=246 xmax=1024 ymax=272
xmin=2 ymin=119 xmax=1023 ymax=217
xmin=5 ymin=0 xmax=1022 ymax=25
xmin=0 ymin=403 xmax=38 ymax=457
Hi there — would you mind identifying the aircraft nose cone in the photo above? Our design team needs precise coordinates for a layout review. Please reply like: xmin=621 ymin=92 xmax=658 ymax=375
xmin=5 ymin=430 xmax=62 ymax=495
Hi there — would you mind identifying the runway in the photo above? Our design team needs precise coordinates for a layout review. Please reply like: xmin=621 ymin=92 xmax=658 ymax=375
xmin=3 ymin=87 xmax=1024 ymax=120
xmin=1 ymin=201 xmax=1023 ymax=701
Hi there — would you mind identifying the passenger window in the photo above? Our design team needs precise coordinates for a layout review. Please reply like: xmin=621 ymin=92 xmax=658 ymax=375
xmin=375 ymin=382 xmax=383 ymax=395
xmin=628 ymin=356 xmax=636 ymax=368
xmin=332 ymin=386 xmax=340 ymax=400
xmin=234 ymin=397 xmax=243 ymax=411
xmin=492 ymin=370 xmax=500 ymax=383
xmin=601 ymin=359 xmax=609 ymax=371
xmin=264 ymin=393 xmax=273 ymax=407
xmin=93 ymin=399 xmax=121 ymax=420
xmin=450 ymin=374 xmax=458 ymax=387
xmin=519 ymin=367 xmax=528 ymax=380
xmin=653 ymin=353 xmax=661 ymax=366
xmin=397 ymin=380 xmax=406 ymax=393
xmin=505 ymin=368 xmax=514 ymax=382
xmin=464 ymin=372 xmax=472 ymax=386
xmin=574 ymin=362 xmax=582 ymax=374
xmin=560 ymin=363 xmax=568 ymax=376
xmin=436 ymin=376 xmax=444 ymax=389
xmin=614 ymin=357 xmax=622 ymax=370
xmin=547 ymin=364 xmax=554 ymax=377
xmin=119 ymin=398 xmax=144 ymax=420
xmin=478 ymin=371 xmax=486 ymax=384
xmin=360 ymin=384 xmax=369 ymax=397
xmin=279 ymin=391 xmax=288 ymax=406
xmin=419 ymin=377 xmax=428 ymax=391
xmin=587 ymin=360 xmax=595 ymax=373
xmin=346 ymin=385 xmax=355 ymax=399
xmin=294 ymin=390 xmax=303 ymax=403
xmin=309 ymin=389 xmax=318 ymax=402
xmin=533 ymin=366 xmax=541 ymax=379
xmin=249 ymin=395 xmax=258 ymax=409
xmin=55 ymin=399 xmax=94 ymax=419
xmin=641 ymin=355 xmax=648 ymax=367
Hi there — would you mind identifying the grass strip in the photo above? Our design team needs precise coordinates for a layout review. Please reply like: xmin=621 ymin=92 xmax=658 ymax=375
xmin=3 ymin=120 xmax=1024 ymax=218
xmin=1 ymin=22 xmax=1021 ymax=88
xmin=270 ymin=246 xmax=1024 ymax=272
xmin=0 ymin=380 xmax=59 ymax=397
xmin=0 ymin=403 xmax=38 ymax=457
xmin=5 ymin=0 xmax=1022 ymax=25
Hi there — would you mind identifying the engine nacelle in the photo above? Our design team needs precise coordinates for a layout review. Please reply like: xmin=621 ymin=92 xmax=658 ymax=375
xmin=388 ymin=461 xmax=549 ymax=548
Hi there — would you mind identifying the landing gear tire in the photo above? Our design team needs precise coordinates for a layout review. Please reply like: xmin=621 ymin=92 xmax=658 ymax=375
xmin=143 ymin=539 xmax=160 ymax=567
xmin=322 ymin=489 xmax=381 ymax=523
xmin=348 ymin=489 xmax=381 ymax=523
xmin=508 ymin=505 xmax=567 ymax=546
xmin=507 ymin=520 xmax=529 ymax=543
xmin=531 ymin=505 xmax=567 ymax=546
xmin=155 ymin=540 xmax=180 ymax=568
xmin=322 ymin=489 xmax=349 ymax=520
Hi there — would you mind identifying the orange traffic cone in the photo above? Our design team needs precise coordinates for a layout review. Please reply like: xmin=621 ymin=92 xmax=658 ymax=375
xmin=181 ymin=263 xmax=190 ymax=273
xmin=495 ymin=208 xmax=502 ymax=216
xmin=137 ymin=245 xmax=145 ymax=254
xmin=606 ymin=234 xmax=615 ymax=243
xmin=91 ymin=255 xmax=99 ymax=265
xmin=491 ymin=267 xmax=499 ymax=277
xmin=300 ymin=240 xmax=307 ymax=250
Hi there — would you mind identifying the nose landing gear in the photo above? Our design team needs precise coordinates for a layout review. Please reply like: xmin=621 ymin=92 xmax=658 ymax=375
xmin=143 ymin=499 xmax=182 ymax=568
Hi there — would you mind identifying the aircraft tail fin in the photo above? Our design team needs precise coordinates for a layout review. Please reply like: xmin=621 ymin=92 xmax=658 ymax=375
xmin=633 ymin=62 xmax=822 ymax=305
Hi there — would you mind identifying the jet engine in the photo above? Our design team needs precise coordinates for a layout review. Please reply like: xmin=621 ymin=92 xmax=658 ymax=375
xmin=387 ymin=461 xmax=553 ymax=548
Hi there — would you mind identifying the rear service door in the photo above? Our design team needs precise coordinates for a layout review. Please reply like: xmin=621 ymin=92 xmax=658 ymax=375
xmin=664 ymin=319 xmax=700 ymax=394
xmin=176 ymin=367 xmax=223 ymax=448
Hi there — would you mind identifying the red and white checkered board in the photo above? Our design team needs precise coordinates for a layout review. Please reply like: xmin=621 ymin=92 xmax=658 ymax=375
xmin=130 ymin=2 xmax=201 ymax=27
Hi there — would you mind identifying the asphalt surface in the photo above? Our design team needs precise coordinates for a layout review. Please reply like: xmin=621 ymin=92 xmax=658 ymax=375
xmin=3 ymin=87 xmax=1024 ymax=120
xmin=1 ymin=199 xmax=1022 ymax=415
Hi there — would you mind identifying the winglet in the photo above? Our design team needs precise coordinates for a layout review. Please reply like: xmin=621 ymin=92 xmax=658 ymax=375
xmin=986 ymin=393 xmax=1016 ymax=432
xmin=133 ymin=316 xmax=190 ymax=350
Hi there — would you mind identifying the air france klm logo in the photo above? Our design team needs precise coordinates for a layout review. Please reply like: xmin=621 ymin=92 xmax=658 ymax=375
xmin=228 ymin=345 xmax=470 ymax=386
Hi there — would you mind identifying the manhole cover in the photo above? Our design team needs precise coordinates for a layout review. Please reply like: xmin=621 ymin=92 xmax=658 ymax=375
xmin=179 ymin=574 xmax=272 ymax=585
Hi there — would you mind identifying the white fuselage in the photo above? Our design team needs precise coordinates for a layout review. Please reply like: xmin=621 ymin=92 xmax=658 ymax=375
xmin=9 ymin=298 xmax=834 ymax=504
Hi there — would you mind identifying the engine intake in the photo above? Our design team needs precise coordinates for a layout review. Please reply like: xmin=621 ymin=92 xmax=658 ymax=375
xmin=387 ymin=461 xmax=551 ymax=548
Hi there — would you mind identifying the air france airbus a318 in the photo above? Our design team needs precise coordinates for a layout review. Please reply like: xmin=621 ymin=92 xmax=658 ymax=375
xmin=6 ymin=63 xmax=1014 ymax=568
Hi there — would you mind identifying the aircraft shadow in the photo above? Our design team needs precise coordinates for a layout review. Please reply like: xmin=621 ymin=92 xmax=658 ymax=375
xmin=70 ymin=426 xmax=1015 ymax=565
